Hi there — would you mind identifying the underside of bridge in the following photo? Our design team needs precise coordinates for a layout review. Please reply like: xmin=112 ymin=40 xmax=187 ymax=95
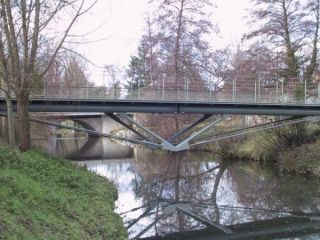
xmin=17 ymin=112 xmax=317 ymax=152
xmin=1 ymin=98 xmax=320 ymax=152
xmin=106 ymin=113 xmax=315 ymax=152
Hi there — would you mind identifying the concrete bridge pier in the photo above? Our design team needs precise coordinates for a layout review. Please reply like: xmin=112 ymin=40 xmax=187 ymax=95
xmin=44 ymin=114 xmax=133 ymax=160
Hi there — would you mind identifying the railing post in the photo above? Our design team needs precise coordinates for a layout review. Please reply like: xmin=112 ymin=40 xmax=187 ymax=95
xmin=304 ymin=78 xmax=307 ymax=104
xmin=184 ymin=75 xmax=186 ymax=100
xmin=209 ymin=77 xmax=212 ymax=101
xmin=177 ymin=76 xmax=179 ymax=100
xmin=234 ymin=76 xmax=237 ymax=102
xmin=232 ymin=79 xmax=235 ymax=102
xmin=157 ymin=74 xmax=160 ymax=100
xmin=276 ymin=80 xmax=279 ymax=103
xmin=186 ymin=75 xmax=189 ymax=101
xmin=86 ymin=84 xmax=89 ymax=99
xmin=254 ymin=79 xmax=257 ymax=103
xmin=258 ymin=75 xmax=261 ymax=102
xmin=162 ymin=73 xmax=165 ymax=101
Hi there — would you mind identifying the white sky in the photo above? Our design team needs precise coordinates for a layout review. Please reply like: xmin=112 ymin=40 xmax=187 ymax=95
xmin=69 ymin=0 xmax=251 ymax=80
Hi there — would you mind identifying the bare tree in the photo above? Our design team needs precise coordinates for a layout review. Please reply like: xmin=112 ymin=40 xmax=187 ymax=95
xmin=246 ymin=0 xmax=306 ymax=79
xmin=43 ymin=59 xmax=64 ymax=97
xmin=304 ymin=0 xmax=320 ymax=81
xmin=205 ymin=49 xmax=233 ymax=92
xmin=63 ymin=54 xmax=88 ymax=98
xmin=150 ymin=0 xmax=216 ymax=84
xmin=0 ymin=0 xmax=96 ymax=150
xmin=142 ymin=15 xmax=159 ymax=87
xmin=104 ymin=64 xmax=123 ymax=98
xmin=127 ymin=0 xmax=217 ymax=133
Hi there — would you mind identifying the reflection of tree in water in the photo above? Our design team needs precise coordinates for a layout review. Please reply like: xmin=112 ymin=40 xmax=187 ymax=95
xmin=228 ymin=162 xmax=320 ymax=217
xmin=125 ymin=149 xmax=320 ymax=239
xmin=127 ymin=149 xmax=232 ymax=237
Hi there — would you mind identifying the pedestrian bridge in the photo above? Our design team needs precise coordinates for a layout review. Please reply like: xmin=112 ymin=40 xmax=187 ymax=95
xmin=2 ymin=98 xmax=320 ymax=116
xmin=1 ymin=76 xmax=320 ymax=115
xmin=1 ymin=80 xmax=320 ymax=152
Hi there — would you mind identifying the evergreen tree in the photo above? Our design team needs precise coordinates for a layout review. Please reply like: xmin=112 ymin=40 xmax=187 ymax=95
xmin=126 ymin=44 xmax=150 ymax=90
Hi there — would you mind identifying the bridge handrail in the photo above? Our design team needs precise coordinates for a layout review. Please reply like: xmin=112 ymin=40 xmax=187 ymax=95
xmin=1 ymin=77 xmax=320 ymax=104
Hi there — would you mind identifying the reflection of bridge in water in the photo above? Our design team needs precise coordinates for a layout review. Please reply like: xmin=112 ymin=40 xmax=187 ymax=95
xmin=80 ymin=151 xmax=320 ymax=240
xmin=34 ymin=136 xmax=133 ymax=160
xmin=2 ymin=79 xmax=320 ymax=152
xmin=135 ymin=203 xmax=320 ymax=240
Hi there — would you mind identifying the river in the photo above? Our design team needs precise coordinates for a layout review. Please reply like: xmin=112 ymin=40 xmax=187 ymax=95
xmin=35 ymin=136 xmax=320 ymax=239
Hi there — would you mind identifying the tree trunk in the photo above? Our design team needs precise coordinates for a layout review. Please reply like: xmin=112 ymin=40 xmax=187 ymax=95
xmin=174 ymin=156 xmax=184 ymax=231
xmin=305 ymin=0 xmax=320 ymax=81
xmin=17 ymin=93 xmax=31 ymax=151
xmin=212 ymin=164 xmax=227 ymax=223
xmin=0 ymin=117 xmax=2 ymax=137
xmin=1 ymin=116 xmax=8 ymax=143
xmin=286 ymin=48 xmax=299 ymax=79
xmin=174 ymin=0 xmax=184 ymax=80
xmin=282 ymin=1 xmax=299 ymax=79
xmin=5 ymin=96 xmax=15 ymax=148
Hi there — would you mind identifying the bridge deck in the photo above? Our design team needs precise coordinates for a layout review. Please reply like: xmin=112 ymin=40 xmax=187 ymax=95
xmin=1 ymin=98 xmax=320 ymax=116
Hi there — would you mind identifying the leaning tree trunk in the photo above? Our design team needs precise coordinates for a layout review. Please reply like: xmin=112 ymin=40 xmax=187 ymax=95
xmin=17 ymin=92 xmax=31 ymax=151
xmin=212 ymin=164 xmax=227 ymax=223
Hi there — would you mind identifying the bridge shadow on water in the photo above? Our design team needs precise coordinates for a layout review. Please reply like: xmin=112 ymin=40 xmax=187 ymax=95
xmin=76 ymin=149 xmax=320 ymax=240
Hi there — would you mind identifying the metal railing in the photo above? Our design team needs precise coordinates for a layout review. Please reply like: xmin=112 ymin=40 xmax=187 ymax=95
xmin=2 ymin=77 xmax=320 ymax=104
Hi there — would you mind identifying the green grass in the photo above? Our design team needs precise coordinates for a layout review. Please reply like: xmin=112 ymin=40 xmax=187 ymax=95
xmin=0 ymin=146 xmax=127 ymax=240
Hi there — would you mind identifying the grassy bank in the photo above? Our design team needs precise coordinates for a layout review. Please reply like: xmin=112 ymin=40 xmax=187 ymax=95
xmin=0 ymin=146 xmax=127 ymax=240
xmin=279 ymin=139 xmax=320 ymax=177
xmin=215 ymin=128 xmax=320 ymax=177
xmin=192 ymin=119 xmax=320 ymax=177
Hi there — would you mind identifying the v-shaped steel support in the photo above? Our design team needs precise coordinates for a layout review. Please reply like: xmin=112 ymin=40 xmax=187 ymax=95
xmin=109 ymin=113 xmax=226 ymax=152
xmin=162 ymin=116 xmax=225 ymax=151
xmin=167 ymin=114 xmax=212 ymax=143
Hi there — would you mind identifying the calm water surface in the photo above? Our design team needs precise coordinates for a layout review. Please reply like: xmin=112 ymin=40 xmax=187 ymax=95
xmin=36 ymin=137 xmax=320 ymax=239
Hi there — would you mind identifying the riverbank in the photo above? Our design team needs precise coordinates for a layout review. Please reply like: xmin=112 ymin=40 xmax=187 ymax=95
xmin=0 ymin=146 xmax=127 ymax=239
xmin=209 ymin=128 xmax=320 ymax=177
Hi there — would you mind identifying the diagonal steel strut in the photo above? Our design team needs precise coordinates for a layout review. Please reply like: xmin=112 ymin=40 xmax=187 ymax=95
xmin=0 ymin=112 xmax=161 ymax=148
xmin=119 ymin=113 xmax=226 ymax=152
xmin=191 ymin=116 xmax=310 ymax=147
xmin=106 ymin=113 xmax=153 ymax=142
xmin=167 ymin=114 xmax=212 ymax=144
xmin=163 ymin=115 xmax=226 ymax=151
xmin=177 ymin=206 xmax=232 ymax=234
xmin=118 ymin=113 xmax=173 ymax=144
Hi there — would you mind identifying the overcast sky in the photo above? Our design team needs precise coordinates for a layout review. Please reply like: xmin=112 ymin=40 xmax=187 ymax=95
xmin=69 ymin=0 xmax=251 ymax=82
